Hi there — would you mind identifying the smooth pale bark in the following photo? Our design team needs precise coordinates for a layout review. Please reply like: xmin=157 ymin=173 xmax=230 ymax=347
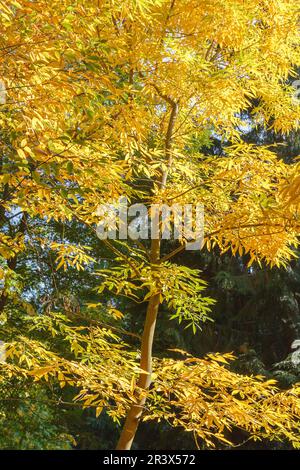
xmin=116 ymin=97 xmax=178 ymax=450
xmin=116 ymin=283 xmax=160 ymax=448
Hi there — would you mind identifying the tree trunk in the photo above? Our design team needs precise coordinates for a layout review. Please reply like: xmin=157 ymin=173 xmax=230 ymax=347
xmin=116 ymin=239 xmax=160 ymax=450
xmin=116 ymin=92 xmax=178 ymax=450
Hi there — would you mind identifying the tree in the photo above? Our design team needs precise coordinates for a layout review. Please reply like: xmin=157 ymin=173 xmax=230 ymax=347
xmin=0 ymin=0 xmax=300 ymax=450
